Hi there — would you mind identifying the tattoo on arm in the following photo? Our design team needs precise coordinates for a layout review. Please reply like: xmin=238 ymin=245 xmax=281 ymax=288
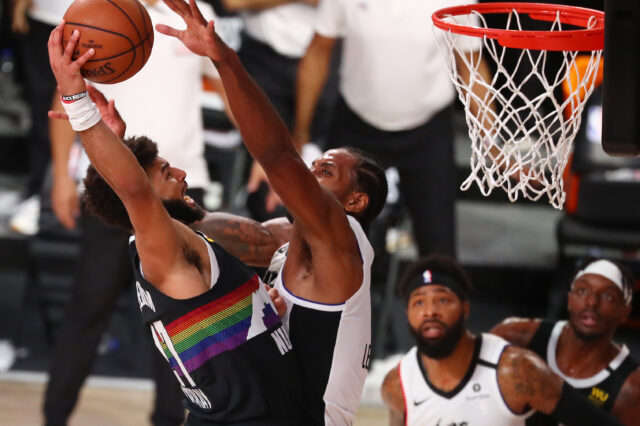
xmin=193 ymin=213 xmax=290 ymax=266
xmin=498 ymin=347 xmax=563 ymax=415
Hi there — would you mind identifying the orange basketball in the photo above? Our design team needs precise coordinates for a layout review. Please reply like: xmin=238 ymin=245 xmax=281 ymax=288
xmin=62 ymin=0 xmax=154 ymax=84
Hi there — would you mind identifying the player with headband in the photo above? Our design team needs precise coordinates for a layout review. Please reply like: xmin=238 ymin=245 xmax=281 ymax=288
xmin=382 ymin=255 xmax=623 ymax=426
xmin=492 ymin=258 xmax=639 ymax=425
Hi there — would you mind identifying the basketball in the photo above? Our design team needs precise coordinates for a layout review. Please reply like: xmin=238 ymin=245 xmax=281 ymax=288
xmin=62 ymin=0 xmax=154 ymax=84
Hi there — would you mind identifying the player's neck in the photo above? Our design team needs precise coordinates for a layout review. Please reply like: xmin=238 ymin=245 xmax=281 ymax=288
xmin=556 ymin=324 xmax=619 ymax=378
xmin=420 ymin=331 xmax=476 ymax=392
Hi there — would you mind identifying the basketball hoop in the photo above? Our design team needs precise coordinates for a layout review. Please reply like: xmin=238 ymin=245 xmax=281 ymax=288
xmin=432 ymin=3 xmax=604 ymax=209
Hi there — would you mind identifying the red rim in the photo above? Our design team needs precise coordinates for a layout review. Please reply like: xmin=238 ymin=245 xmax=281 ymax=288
xmin=432 ymin=2 xmax=604 ymax=51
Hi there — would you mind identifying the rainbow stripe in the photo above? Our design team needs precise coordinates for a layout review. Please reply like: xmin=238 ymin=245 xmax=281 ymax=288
xmin=158 ymin=275 xmax=260 ymax=375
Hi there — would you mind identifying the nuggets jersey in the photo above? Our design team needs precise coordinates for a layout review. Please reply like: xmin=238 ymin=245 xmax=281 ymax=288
xmin=129 ymin=233 xmax=300 ymax=425
xmin=526 ymin=320 xmax=639 ymax=426
xmin=265 ymin=216 xmax=374 ymax=426
xmin=399 ymin=334 xmax=531 ymax=426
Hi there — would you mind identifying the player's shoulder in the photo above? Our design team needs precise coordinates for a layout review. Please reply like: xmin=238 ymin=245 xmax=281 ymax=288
xmin=619 ymin=367 xmax=640 ymax=401
xmin=381 ymin=364 xmax=404 ymax=413
xmin=490 ymin=317 xmax=542 ymax=347
xmin=496 ymin=345 xmax=549 ymax=380
xmin=612 ymin=367 xmax=640 ymax=423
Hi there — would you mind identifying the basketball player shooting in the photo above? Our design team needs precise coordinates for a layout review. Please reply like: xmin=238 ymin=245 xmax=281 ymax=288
xmin=156 ymin=1 xmax=388 ymax=424
xmin=47 ymin=22 xmax=302 ymax=424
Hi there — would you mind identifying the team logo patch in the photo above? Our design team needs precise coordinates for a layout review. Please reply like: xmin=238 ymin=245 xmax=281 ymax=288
xmin=589 ymin=387 xmax=609 ymax=405
xmin=422 ymin=270 xmax=433 ymax=283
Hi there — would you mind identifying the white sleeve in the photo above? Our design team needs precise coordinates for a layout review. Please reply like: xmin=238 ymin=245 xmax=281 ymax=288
xmin=315 ymin=0 xmax=347 ymax=38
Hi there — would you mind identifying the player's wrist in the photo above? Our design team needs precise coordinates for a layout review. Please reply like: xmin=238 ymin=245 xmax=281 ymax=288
xmin=60 ymin=94 xmax=101 ymax=132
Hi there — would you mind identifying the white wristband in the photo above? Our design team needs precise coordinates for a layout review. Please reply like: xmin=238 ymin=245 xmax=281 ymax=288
xmin=61 ymin=94 xmax=102 ymax=132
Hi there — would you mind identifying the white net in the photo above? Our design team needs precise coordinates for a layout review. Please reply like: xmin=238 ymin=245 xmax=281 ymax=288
xmin=434 ymin=7 xmax=603 ymax=209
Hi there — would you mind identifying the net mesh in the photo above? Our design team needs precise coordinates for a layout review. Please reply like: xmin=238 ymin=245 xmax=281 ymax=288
xmin=434 ymin=7 xmax=603 ymax=209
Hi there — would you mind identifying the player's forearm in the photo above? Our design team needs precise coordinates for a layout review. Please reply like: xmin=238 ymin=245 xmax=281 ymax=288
xmin=77 ymin=121 xmax=151 ymax=200
xmin=50 ymin=94 xmax=76 ymax=181
xmin=193 ymin=213 xmax=290 ymax=266
xmin=293 ymin=34 xmax=334 ymax=149
xmin=213 ymin=43 xmax=295 ymax=167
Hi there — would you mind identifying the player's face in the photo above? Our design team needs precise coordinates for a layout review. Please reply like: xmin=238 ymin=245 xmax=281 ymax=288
xmin=310 ymin=149 xmax=359 ymax=204
xmin=567 ymin=273 xmax=630 ymax=341
xmin=148 ymin=157 xmax=192 ymax=203
xmin=147 ymin=157 xmax=205 ymax=224
xmin=407 ymin=285 xmax=467 ymax=359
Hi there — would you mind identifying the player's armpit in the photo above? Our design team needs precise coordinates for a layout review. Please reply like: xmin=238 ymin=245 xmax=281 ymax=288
xmin=381 ymin=365 xmax=405 ymax=424
xmin=611 ymin=369 xmax=640 ymax=425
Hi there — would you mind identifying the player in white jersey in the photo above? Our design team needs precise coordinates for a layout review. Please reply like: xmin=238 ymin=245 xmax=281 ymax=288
xmin=156 ymin=2 xmax=388 ymax=424
xmin=381 ymin=256 xmax=623 ymax=426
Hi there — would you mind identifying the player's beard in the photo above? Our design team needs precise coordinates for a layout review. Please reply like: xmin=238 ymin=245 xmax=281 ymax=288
xmin=409 ymin=313 xmax=466 ymax=360
xmin=163 ymin=198 xmax=206 ymax=225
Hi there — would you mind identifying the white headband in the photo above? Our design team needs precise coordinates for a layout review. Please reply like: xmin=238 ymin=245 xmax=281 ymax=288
xmin=572 ymin=259 xmax=632 ymax=305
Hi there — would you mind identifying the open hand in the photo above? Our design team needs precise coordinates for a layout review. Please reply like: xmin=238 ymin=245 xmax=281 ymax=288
xmin=47 ymin=21 xmax=93 ymax=97
xmin=157 ymin=0 xmax=224 ymax=61
xmin=48 ymin=85 xmax=127 ymax=139
xmin=87 ymin=85 xmax=126 ymax=138
xmin=265 ymin=284 xmax=287 ymax=318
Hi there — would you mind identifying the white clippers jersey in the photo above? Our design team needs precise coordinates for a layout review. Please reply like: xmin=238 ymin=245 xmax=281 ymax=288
xmin=266 ymin=216 xmax=374 ymax=426
xmin=399 ymin=333 xmax=532 ymax=426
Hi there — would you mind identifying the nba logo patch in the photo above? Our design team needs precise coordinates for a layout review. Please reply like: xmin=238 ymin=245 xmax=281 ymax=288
xmin=422 ymin=270 xmax=432 ymax=283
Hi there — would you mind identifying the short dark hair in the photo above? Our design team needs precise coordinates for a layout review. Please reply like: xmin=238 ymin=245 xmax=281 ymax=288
xmin=398 ymin=255 xmax=474 ymax=302
xmin=82 ymin=136 xmax=158 ymax=231
xmin=343 ymin=147 xmax=388 ymax=233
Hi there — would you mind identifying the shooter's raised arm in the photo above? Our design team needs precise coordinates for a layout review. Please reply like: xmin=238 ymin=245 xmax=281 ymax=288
xmin=157 ymin=0 xmax=358 ymax=248
xmin=47 ymin=22 xmax=203 ymax=296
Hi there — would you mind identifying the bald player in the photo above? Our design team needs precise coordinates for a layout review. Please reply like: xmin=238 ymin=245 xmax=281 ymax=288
xmin=381 ymin=256 xmax=623 ymax=426
xmin=491 ymin=258 xmax=640 ymax=425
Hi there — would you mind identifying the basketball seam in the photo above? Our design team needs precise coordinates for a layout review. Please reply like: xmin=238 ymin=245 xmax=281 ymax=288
xmin=133 ymin=0 xmax=151 ymax=63
xmin=65 ymin=21 xmax=151 ymax=83
xmin=105 ymin=0 xmax=144 ymax=43
xmin=101 ymin=0 xmax=143 ymax=83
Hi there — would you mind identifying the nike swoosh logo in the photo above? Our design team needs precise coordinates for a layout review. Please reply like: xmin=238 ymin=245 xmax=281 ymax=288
xmin=413 ymin=397 xmax=430 ymax=406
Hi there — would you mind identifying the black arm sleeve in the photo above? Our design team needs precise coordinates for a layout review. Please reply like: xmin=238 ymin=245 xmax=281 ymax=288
xmin=550 ymin=383 xmax=623 ymax=426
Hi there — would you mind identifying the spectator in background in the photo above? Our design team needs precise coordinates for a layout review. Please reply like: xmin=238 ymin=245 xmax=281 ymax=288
xmin=294 ymin=0 xmax=494 ymax=258
xmin=491 ymin=258 xmax=640 ymax=425
xmin=9 ymin=0 xmax=73 ymax=235
xmin=222 ymin=0 xmax=339 ymax=221
xmin=44 ymin=1 xmax=220 ymax=425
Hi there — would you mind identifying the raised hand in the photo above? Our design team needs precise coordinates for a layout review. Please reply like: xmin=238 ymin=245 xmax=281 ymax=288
xmin=47 ymin=21 xmax=94 ymax=97
xmin=157 ymin=0 xmax=224 ymax=61
xmin=87 ymin=85 xmax=127 ymax=138
xmin=48 ymin=85 xmax=127 ymax=139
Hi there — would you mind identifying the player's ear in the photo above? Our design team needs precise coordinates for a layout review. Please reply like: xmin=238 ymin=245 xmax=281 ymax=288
xmin=344 ymin=191 xmax=369 ymax=215
xmin=462 ymin=301 xmax=470 ymax=320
